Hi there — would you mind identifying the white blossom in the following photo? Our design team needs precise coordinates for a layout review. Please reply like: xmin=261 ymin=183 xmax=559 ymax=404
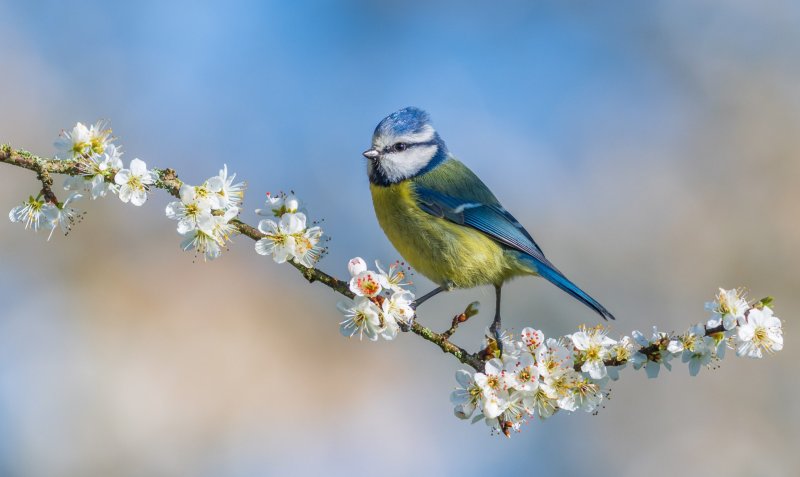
xmin=707 ymin=330 xmax=731 ymax=360
xmin=502 ymin=352 xmax=539 ymax=393
xmin=485 ymin=391 xmax=528 ymax=435
xmin=346 ymin=258 xmax=389 ymax=297
xmin=520 ymin=327 xmax=545 ymax=353
xmin=207 ymin=164 xmax=245 ymax=209
xmin=349 ymin=270 xmax=387 ymax=298
xmin=522 ymin=382 xmax=559 ymax=419
xmin=292 ymin=225 xmax=324 ymax=268
xmin=9 ymin=196 xmax=51 ymax=232
xmin=166 ymin=184 xmax=213 ymax=234
xmin=180 ymin=226 xmax=221 ymax=261
xmin=42 ymin=192 xmax=82 ymax=240
xmin=255 ymin=192 xmax=301 ymax=217
xmin=255 ymin=213 xmax=305 ymax=263
xmin=86 ymin=120 xmax=115 ymax=155
xmin=735 ymin=307 xmax=783 ymax=358
xmin=571 ymin=326 xmax=616 ymax=379
xmin=190 ymin=182 xmax=224 ymax=210
xmin=682 ymin=336 xmax=714 ymax=376
xmin=381 ymin=290 xmax=415 ymax=328
xmin=375 ymin=260 xmax=412 ymax=293
xmin=54 ymin=122 xmax=92 ymax=159
xmin=348 ymin=257 xmax=367 ymax=276
xmin=65 ymin=147 xmax=123 ymax=199
xmin=535 ymin=337 xmax=573 ymax=378
xmin=544 ymin=369 xmax=581 ymax=411
xmin=255 ymin=210 xmax=323 ymax=267
xmin=451 ymin=370 xmax=483 ymax=420
xmin=179 ymin=208 xmax=238 ymax=261
xmin=606 ymin=336 xmax=635 ymax=380
xmin=474 ymin=358 xmax=510 ymax=419
xmin=559 ymin=374 xmax=604 ymax=413
xmin=630 ymin=327 xmax=674 ymax=378
xmin=337 ymin=296 xmax=382 ymax=341
xmin=706 ymin=288 xmax=749 ymax=331
xmin=114 ymin=158 xmax=157 ymax=206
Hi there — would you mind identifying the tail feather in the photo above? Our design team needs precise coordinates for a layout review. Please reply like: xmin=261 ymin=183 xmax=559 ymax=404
xmin=533 ymin=260 xmax=615 ymax=321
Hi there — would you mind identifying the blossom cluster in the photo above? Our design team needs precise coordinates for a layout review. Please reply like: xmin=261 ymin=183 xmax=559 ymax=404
xmin=451 ymin=288 xmax=783 ymax=436
xmin=56 ymin=121 xmax=123 ymax=198
xmin=336 ymin=257 xmax=416 ymax=340
xmin=254 ymin=192 xmax=325 ymax=268
xmin=9 ymin=121 xmax=122 ymax=239
xmin=166 ymin=165 xmax=245 ymax=261
xmin=8 ymin=122 xmax=246 ymax=257
xmin=8 ymin=192 xmax=83 ymax=240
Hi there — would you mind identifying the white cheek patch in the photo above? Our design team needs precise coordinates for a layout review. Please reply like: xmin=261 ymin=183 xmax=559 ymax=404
xmin=379 ymin=144 xmax=438 ymax=182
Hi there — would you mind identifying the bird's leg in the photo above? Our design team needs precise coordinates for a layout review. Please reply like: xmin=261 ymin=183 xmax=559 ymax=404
xmin=403 ymin=284 xmax=452 ymax=331
xmin=410 ymin=286 xmax=447 ymax=310
xmin=490 ymin=284 xmax=503 ymax=357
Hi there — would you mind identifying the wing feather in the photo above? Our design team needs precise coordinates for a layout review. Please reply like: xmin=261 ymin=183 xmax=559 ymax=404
xmin=414 ymin=184 xmax=553 ymax=269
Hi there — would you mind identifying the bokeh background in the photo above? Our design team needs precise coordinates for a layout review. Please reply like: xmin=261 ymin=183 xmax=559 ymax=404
xmin=1 ymin=1 xmax=798 ymax=476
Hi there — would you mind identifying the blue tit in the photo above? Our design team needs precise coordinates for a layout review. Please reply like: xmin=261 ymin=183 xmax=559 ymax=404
xmin=363 ymin=107 xmax=614 ymax=348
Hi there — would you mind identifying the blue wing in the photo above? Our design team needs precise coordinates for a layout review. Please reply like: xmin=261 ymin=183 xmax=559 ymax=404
xmin=411 ymin=158 xmax=615 ymax=320
xmin=413 ymin=186 xmax=552 ymax=269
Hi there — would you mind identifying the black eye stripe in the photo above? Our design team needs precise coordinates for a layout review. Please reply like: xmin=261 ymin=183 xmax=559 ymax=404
xmin=383 ymin=140 xmax=437 ymax=154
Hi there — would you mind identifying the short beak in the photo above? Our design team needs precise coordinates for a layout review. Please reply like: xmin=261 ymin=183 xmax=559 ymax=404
xmin=362 ymin=148 xmax=380 ymax=159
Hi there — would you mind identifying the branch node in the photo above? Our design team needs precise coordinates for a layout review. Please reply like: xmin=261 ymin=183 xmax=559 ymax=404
xmin=441 ymin=301 xmax=480 ymax=339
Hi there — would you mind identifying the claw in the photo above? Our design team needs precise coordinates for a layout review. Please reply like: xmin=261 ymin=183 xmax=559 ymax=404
xmin=490 ymin=319 xmax=503 ymax=357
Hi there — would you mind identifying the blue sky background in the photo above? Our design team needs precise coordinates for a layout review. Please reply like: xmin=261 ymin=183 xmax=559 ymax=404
xmin=1 ymin=1 xmax=799 ymax=476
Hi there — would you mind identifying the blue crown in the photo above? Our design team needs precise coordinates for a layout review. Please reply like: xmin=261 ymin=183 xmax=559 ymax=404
xmin=374 ymin=107 xmax=431 ymax=138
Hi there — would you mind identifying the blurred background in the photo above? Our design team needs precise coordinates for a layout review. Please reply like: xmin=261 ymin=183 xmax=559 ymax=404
xmin=1 ymin=1 xmax=798 ymax=476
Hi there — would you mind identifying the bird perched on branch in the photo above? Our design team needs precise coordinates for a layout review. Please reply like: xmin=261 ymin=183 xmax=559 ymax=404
xmin=363 ymin=107 xmax=614 ymax=351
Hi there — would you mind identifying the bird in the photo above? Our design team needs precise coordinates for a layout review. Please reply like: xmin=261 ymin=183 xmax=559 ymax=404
xmin=363 ymin=107 xmax=614 ymax=351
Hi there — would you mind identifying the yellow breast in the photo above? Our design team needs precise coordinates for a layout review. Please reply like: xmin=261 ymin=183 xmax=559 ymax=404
xmin=370 ymin=181 xmax=529 ymax=288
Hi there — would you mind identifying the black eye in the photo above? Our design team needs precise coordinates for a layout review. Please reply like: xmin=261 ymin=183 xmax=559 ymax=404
xmin=393 ymin=142 xmax=407 ymax=152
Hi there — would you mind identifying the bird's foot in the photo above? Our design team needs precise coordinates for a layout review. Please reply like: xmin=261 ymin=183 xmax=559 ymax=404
xmin=489 ymin=318 xmax=503 ymax=358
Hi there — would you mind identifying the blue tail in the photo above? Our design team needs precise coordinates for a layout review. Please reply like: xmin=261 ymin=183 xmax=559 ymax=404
xmin=528 ymin=257 xmax=615 ymax=321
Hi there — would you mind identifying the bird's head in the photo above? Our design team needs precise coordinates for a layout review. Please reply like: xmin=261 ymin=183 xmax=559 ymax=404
xmin=363 ymin=107 xmax=448 ymax=185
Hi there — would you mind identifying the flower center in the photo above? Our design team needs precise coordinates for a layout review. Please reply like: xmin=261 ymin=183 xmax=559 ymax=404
xmin=469 ymin=385 xmax=482 ymax=402
xmin=585 ymin=345 xmax=601 ymax=362
xmin=127 ymin=176 xmax=143 ymax=190
xmin=753 ymin=326 xmax=768 ymax=345
xmin=357 ymin=275 xmax=380 ymax=295
xmin=71 ymin=142 xmax=88 ymax=155
xmin=683 ymin=334 xmax=698 ymax=351
xmin=518 ymin=369 xmax=531 ymax=382
xmin=353 ymin=311 xmax=368 ymax=327
xmin=295 ymin=235 xmax=312 ymax=254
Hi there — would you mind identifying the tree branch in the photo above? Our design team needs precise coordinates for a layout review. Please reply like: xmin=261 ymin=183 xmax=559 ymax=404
xmin=1 ymin=145 xmax=485 ymax=371
xmin=2 ymin=136 xmax=785 ymax=436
